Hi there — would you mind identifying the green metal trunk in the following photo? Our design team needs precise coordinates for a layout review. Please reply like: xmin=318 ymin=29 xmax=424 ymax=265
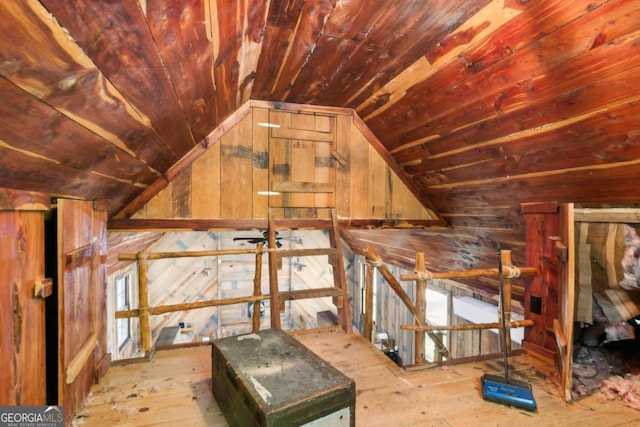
xmin=211 ymin=329 xmax=355 ymax=427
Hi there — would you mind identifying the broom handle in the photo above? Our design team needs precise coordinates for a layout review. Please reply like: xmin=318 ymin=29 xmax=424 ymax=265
xmin=498 ymin=244 xmax=509 ymax=379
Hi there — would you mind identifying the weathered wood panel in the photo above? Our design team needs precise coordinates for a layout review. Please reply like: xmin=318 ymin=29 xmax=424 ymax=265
xmin=0 ymin=210 xmax=46 ymax=405
xmin=40 ymin=0 xmax=196 ymax=156
xmin=191 ymin=142 xmax=222 ymax=219
xmin=221 ymin=114 xmax=254 ymax=218
xmin=211 ymin=0 xmax=269 ymax=119
xmin=324 ymin=0 xmax=492 ymax=108
xmin=253 ymin=0 xmax=335 ymax=101
xmin=58 ymin=199 xmax=107 ymax=424
xmin=133 ymin=104 xmax=432 ymax=221
xmin=252 ymin=108 xmax=270 ymax=218
xmin=144 ymin=0 xmax=218 ymax=141
xmin=0 ymin=78 xmax=160 ymax=186
xmin=521 ymin=202 xmax=560 ymax=360
xmin=0 ymin=2 xmax=179 ymax=172
xmin=269 ymin=111 xmax=336 ymax=211
xmin=286 ymin=1 xmax=389 ymax=104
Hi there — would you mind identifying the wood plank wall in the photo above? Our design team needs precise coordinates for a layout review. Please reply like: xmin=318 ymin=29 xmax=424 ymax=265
xmin=132 ymin=104 xmax=435 ymax=221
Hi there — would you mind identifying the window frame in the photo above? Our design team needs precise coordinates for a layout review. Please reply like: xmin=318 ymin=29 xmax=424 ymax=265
xmin=115 ymin=273 xmax=132 ymax=352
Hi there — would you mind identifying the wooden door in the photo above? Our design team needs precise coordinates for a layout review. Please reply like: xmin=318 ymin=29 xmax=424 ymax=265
xmin=0 ymin=209 xmax=46 ymax=405
xmin=556 ymin=203 xmax=575 ymax=401
xmin=57 ymin=199 xmax=107 ymax=424
xmin=268 ymin=111 xmax=336 ymax=218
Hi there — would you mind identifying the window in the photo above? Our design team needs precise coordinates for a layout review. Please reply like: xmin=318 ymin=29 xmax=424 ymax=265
xmin=116 ymin=274 xmax=131 ymax=351
xmin=424 ymin=287 xmax=449 ymax=362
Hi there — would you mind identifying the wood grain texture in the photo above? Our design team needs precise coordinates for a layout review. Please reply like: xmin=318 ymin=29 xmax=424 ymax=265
xmin=0 ymin=210 xmax=46 ymax=405
xmin=133 ymin=105 xmax=432 ymax=221
xmin=3 ymin=0 xmax=640 ymax=311
xmin=76 ymin=333 xmax=640 ymax=426
xmin=40 ymin=0 xmax=196 ymax=157
xmin=145 ymin=0 xmax=218 ymax=141
xmin=58 ymin=199 xmax=107 ymax=424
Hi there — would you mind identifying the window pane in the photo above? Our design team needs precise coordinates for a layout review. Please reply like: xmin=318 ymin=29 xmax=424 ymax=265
xmin=424 ymin=288 xmax=448 ymax=362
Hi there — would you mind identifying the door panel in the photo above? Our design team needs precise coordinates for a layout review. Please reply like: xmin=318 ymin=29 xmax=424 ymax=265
xmin=0 ymin=210 xmax=46 ymax=405
xmin=269 ymin=111 xmax=336 ymax=216
xmin=57 ymin=199 xmax=107 ymax=424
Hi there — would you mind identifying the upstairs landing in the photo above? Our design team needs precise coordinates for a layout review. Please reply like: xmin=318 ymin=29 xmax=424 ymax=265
xmin=75 ymin=330 xmax=640 ymax=426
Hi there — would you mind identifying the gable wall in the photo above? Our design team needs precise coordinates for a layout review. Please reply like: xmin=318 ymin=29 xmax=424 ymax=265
xmin=132 ymin=105 xmax=435 ymax=220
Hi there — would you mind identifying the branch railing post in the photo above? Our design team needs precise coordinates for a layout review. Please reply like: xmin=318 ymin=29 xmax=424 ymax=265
xmin=364 ymin=261 xmax=374 ymax=341
xmin=137 ymin=252 xmax=152 ymax=353
xmin=252 ymin=243 xmax=264 ymax=332
xmin=501 ymin=249 xmax=513 ymax=353
xmin=414 ymin=252 xmax=427 ymax=364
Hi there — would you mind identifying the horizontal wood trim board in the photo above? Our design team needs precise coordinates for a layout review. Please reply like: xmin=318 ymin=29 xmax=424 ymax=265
xmin=119 ymin=246 xmax=336 ymax=262
xmin=118 ymin=247 xmax=267 ymax=261
xmin=66 ymin=332 xmax=98 ymax=384
xmin=574 ymin=208 xmax=640 ymax=223
xmin=65 ymin=244 xmax=94 ymax=269
xmin=108 ymin=218 xmax=449 ymax=232
xmin=271 ymin=127 xmax=334 ymax=142
xmin=116 ymin=294 xmax=271 ymax=318
xmin=272 ymin=182 xmax=334 ymax=193
xmin=108 ymin=218 xmax=338 ymax=231
xmin=276 ymin=247 xmax=337 ymax=258
xmin=279 ymin=287 xmax=343 ymax=301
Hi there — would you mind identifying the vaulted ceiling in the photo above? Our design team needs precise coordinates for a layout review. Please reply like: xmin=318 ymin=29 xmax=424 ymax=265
xmin=2 ymin=1 xmax=639 ymax=298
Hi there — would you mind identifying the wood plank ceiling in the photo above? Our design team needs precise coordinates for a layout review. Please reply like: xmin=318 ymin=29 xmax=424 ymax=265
xmin=1 ymin=0 xmax=639 ymax=297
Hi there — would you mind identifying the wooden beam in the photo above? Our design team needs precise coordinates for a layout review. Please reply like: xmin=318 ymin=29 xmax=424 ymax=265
xmin=364 ymin=261 xmax=374 ymax=341
xmin=501 ymin=249 xmax=513 ymax=353
xmin=400 ymin=265 xmax=537 ymax=282
xmin=268 ymin=219 xmax=281 ymax=328
xmin=252 ymin=244 xmax=264 ymax=332
xmin=276 ymin=247 xmax=337 ymax=259
xmin=108 ymin=217 xmax=450 ymax=231
xmin=137 ymin=253 xmax=151 ymax=353
xmin=279 ymin=287 xmax=343 ymax=301
xmin=116 ymin=294 xmax=271 ymax=318
xmin=414 ymin=252 xmax=427 ymax=364
xmin=574 ymin=208 xmax=640 ymax=223
xmin=331 ymin=210 xmax=353 ymax=334
xmin=118 ymin=246 xmax=270 ymax=261
xmin=0 ymin=188 xmax=50 ymax=211
xmin=402 ymin=319 xmax=534 ymax=332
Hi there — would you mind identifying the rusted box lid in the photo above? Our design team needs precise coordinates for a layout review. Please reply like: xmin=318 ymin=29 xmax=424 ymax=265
xmin=212 ymin=328 xmax=355 ymax=426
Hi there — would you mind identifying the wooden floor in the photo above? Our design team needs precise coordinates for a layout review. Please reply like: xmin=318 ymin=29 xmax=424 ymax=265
xmin=75 ymin=331 xmax=640 ymax=427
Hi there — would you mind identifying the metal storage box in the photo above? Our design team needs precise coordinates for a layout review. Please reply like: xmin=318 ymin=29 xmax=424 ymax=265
xmin=211 ymin=328 xmax=355 ymax=426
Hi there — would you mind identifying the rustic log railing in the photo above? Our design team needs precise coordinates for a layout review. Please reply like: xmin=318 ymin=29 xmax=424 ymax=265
xmin=117 ymin=213 xmax=352 ymax=353
xmin=364 ymin=247 xmax=451 ymax=360
xmin=363 ymin=247 xmax=538 ymax=364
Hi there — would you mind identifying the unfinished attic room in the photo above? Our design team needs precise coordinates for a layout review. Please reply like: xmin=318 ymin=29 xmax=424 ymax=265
xmin=5 ymin=0 xmax=640 ymax=426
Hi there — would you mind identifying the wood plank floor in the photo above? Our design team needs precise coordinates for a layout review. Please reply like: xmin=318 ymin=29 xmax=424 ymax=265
xmin=75 ymin=331 xmax=640 ymax=426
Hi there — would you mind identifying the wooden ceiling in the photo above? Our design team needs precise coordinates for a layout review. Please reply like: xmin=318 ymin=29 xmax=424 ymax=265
xmin=1 ymin=1 xmax=639 ymax=297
